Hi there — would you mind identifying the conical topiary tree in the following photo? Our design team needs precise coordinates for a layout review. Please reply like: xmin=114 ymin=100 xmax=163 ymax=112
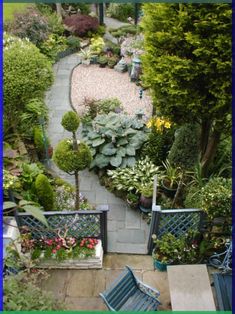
xmin=53 ymin=111 xmax=92 ymax=210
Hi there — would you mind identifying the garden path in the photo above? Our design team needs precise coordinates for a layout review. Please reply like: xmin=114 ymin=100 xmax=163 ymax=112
xmin=46 ymin=53 xmax=150 ymax=254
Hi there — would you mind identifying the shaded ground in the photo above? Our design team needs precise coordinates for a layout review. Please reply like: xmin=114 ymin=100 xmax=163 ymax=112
xmin=40 ymin=254 xmax=172 ymax=311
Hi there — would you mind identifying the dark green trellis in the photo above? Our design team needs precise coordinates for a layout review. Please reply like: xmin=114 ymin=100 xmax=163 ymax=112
xmin=15 ymin=208 xmax=109 ymax=253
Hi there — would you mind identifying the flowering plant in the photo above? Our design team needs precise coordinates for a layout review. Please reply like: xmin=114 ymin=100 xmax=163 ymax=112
xmin=146 ymin=116 xmax=171 ymax=133
xmin=152 ymin=230 xmax=201 ymax=265
xmin=31 ymin=236 xmax=99 ymax=261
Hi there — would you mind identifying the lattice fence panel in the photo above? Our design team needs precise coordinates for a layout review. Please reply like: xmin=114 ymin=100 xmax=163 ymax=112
xmin=17 ymin=213 xmax=101 ymax=239
xmin=158 ymin=211 xmax=201 ymax=238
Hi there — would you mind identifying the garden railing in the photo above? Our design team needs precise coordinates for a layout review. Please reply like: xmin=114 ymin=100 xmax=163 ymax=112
xmin=147 ymin=176 xmax=204 ymax=254
xmin=15 ymin=206 xmax=109 ymax=253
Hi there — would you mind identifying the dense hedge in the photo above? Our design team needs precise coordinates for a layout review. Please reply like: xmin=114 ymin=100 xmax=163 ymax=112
xmin=35 ymin=174 xmax=54 ymax=211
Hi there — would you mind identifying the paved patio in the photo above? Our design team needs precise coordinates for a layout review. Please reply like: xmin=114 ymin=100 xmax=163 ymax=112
xmin=40 ymin=254 xmax=172 ymax=311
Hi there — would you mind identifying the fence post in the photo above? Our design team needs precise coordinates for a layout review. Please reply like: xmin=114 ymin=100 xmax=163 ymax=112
xmin=147 ymin=205 xmax=161 ymax=255
xmin=99 ymin=205 xmax=109 ymax=253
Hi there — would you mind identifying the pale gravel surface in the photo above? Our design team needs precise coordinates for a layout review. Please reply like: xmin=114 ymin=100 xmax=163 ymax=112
xmin=71 ymin=64 xmax=153 ymax=119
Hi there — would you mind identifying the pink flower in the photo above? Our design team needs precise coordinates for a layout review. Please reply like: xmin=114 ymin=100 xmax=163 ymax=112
xmin=56 ymin=245 xmax=61 ymax=250
xmin=52 ymin=249 xmax=57 ymax=254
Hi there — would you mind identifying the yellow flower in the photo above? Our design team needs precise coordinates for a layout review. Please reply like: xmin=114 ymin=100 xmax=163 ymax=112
xmin=146 ymin=119 xmax=153 ymax=128
xmin=164 ymin=121 xmax=171 ymax=128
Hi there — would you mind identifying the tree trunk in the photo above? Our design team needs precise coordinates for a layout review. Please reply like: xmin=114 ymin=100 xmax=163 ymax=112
xmin=74 ymin=171 xmax=79 ymax=210
xmin=201 ymin=129 xmax=221 ymax=177
xmin=200 ymin=120 xmax=211 ymax=156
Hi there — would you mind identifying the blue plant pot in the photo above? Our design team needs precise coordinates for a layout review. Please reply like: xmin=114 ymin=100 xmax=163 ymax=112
xmin=153 ymin=259 xmax=167 ymax=271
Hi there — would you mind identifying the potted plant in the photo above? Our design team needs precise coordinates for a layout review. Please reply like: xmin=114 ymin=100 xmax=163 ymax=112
xmin=139 ymin=183 xmax=153 ymax=213
xmin=98 ymin=56 xmax=108 ymax=68
xmin=152 ymin=230 xmax=202 ymax=271
xmin=107 ymin=57 xmax=118 ymax=69
xmin=126 ymin=192 xmax=139 ymax=209
xmin=161 ymin=159 xmax=181 ymax=198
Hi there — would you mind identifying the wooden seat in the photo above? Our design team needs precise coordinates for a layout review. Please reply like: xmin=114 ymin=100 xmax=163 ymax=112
xmin=99 ymin=266 xmax=160 ymax=311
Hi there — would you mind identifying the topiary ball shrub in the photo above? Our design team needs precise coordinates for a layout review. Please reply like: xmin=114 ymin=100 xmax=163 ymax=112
xmin=53 ymin=139 xmax=92 ymax=173
xmin=61 ymin=111 xmax=80 ymax=133
xmin=168 ymin=123 xmax=200 ymax=170
xmin=201 ymin=177 xmax=232 ymax=220
xmin=35 ymin=174 xmax=54 ymax=211
xmin=64 ymin=14 xmax=99 ymax=37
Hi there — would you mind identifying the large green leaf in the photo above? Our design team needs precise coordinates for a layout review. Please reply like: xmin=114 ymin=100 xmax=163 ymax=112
xmin=3 ymin=202 xmax=16 ymax=210
xmin=118 ymin=147 xmax=126 ymax=157
xmin=23 ymin=205 xmax=49 ymax=227
xmin=92 ymin=138 xmax=105 ymax=147
xmin=110 ymin=155 xmax=122 ymax=167
xmin=101 ymin=143 xmax=117 ymax=156
xmin=92 ymin=154 xmax=110 ymax=168
xmin=19 ymin=200 xmax=36 ymax=206
xmin=126 ymin=146 xmax=136 ymax=156
xmin=117 ymin=138 xmax=128 ymax=146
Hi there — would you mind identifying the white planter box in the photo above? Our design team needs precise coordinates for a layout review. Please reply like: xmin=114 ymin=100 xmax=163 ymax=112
xmin=35 ymin=240 xmax=103 ymax=269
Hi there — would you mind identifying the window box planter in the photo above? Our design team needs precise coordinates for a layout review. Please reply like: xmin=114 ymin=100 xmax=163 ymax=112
xmin=33 ymin=240 xmax=103 ymax=269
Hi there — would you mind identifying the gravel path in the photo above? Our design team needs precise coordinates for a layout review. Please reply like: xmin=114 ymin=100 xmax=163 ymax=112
xmin=71 ymin=64 xmax=153 ymax=119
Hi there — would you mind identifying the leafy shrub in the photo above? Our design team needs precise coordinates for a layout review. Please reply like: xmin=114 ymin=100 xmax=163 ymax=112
xmin=90 ymin=36 xmax=105 ymax=54
xmin=53 ymin=139 xmax=92 ymax=173
xmin=35 ymin=174 xmax=54 ymax=211
xmin=98 ymin=55 xmax=108 ymax=65
xmin=63 ymin=3 xmax=91 ymax=15
xmin=109 ymin=25 xmax=138 ymax=38
xmin=201 ymin=177 xmax=232 ymax=220
xmin=106 ymin=3 xmax=134 ymax=22
xmin=39 ymin=34 xmax=68 ymax=61
xmin=4 ymin=34 xmax=53 ymax=125
xmin=66 ymin=35 xmax=80 ymax=49
xmin=168 ymin=123 xmax=200 ymax=170
xmin=64 ymin=14 xmax=99 ymax=37
xmin=82 ymin=98 xmax=123 ymax=124
xmin=107 ymin=57 xmax=118 ymax=68
xmin=141 ymin=129 xmax=174 ymax=166
xmin=82 ymin=113 xmax=148 ymax=169
xmin=18 ymin=98 xmax=48 ymax=139
xmin=61 ymin=111 xmax=80 ymax=133
xmin=36 ymin=4 xmax=65 ymax=35
xmin=20 ymin=163 xmax=43 ymax=190
xmin=33 ymin=126 xmax=50 ymax=157
xmin=209 ymin=136 xmax=232 ymax=177
xmin=107 ymin=156 xmax=160 ymax=192
xmin=104 ymin=40 xmax=121 ymax=56
xmin=184 ymin=185 xmax=203 ymax=209
xmin=6 ymin=7 xmax=51 ymax=46
xmin=4 ymin=273 xmax=62 ymax=310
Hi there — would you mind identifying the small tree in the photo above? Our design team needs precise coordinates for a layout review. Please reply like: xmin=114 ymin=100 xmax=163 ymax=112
xmin=53 ymin=111 xmax=92 ymax=210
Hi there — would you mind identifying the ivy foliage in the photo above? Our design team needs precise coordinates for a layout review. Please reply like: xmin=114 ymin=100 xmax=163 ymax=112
xmin=141 ymin=4 xmax=232 ymax=129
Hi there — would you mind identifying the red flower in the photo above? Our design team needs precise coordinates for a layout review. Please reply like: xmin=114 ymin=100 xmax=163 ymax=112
xmin=56 ymin=245 xmax=61 ymax=250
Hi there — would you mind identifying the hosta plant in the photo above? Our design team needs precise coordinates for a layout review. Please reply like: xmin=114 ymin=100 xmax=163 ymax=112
xmin=107 ymin=156 xmax=160 ymax=192
xmin=82 ymin=113 xmax=148 ymax=169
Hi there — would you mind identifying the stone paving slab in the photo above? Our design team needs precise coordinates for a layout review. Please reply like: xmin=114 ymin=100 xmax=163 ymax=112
xmin=40 ymin=254 xmax=171 ymax=311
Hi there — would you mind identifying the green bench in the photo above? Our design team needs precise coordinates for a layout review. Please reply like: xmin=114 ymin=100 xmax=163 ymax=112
xmin=99 ymin=266 xmax=161 ymax=311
